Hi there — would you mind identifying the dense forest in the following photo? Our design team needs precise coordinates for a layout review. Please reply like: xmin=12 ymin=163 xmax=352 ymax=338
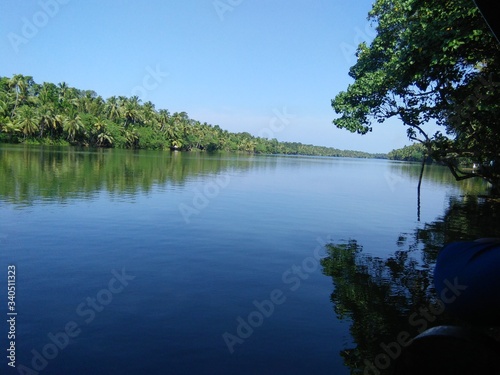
xmin=0 ymin=74 xmax=386 ymax=158
xmin=388 ymin=143 xmax=477 ymax=168
xmin=387 ymin=143 xmax=428 ymax=162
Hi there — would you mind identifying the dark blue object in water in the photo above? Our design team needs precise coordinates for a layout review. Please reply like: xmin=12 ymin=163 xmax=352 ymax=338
xmin=434 ymin=239 xmax=500 ymax=325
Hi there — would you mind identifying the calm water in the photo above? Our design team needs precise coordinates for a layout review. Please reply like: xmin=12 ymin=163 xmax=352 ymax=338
xmin=0 ymin=144 xmax=497 ymax=374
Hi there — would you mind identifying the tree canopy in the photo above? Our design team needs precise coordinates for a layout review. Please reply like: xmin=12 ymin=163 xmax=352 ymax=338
xmin=331 ymin=0 xmax=500 ymax=191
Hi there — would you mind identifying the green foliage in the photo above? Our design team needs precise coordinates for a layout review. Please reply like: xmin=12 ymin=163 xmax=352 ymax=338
xmin=134 ymin=126 xmax=168 ymax=150
xmin=331 ymin=0 xmax=500 ymax=190
xmin=388 ymin=143 xmax=427 ymax=162
xmin=0 ymin=74 xmax=383 ymax=158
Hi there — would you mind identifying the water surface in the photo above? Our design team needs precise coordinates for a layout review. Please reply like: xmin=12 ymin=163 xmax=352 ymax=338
xmin=0 ymin=145 xmax=495 ymax=374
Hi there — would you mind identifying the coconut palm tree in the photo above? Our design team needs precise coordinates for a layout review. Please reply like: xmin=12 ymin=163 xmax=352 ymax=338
xmin=105 ymin=96 xmax=120 ymax=121
xmin=0 ymin=118 xmax=19 ymax=138
xmin=97 ymin=132 xmax=114 ymax=147
xmin=141 ymin=101 xmax=156 ymax=126
xmin=124 ymin=129 xmax=139 ymax=148
xmin=38 ymin=104 xmax=56 ymax=138
xmin=241 ymin=138 xmax=257 ymax=152
xmin=0 ymin=92 xmax=8 ymax=118
xmin=93 ymin=116 xmax=106 ymax=133
xmin=63 ymin=112 xmax=84 ymax=142
xmin=8 ymin=75 xmax=33 ymax=118
xmin=87 ymin=95 xmax=105 ymax=117
xmin=120 ymin=97 xmax=142 ymax=127
xmin=57 ymin=82 xmax=69 ymax=103
xmin=49 ymin=113 xmax=65 ymax=138
xmin=38 ymin=82 xmax=57 ymax=106
xmin=14 ymin=105 xmax=39 ymax=138
xmin=87 ymin=116 xmax=105 ymax=146
xmin=158 ymin=109 xmax=170 ymax=132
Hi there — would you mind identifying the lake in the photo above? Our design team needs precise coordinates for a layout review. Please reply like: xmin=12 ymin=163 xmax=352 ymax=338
xmin=0 ymin=144 xmax=498 ymax=374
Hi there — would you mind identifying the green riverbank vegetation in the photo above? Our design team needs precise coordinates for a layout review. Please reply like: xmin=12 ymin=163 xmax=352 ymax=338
xmin=0 ymin=75 xmax=385 ymax=159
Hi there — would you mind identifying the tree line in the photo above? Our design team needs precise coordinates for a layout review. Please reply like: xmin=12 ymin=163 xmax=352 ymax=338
xmin=0 ymin=74 xmax=385 ymax=159
xmin=387 ymin=143 xmax=427 ymax=162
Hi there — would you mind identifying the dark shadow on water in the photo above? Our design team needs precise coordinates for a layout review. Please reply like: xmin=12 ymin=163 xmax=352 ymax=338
xmin=321 ymin=195 xmax=500 ymax=374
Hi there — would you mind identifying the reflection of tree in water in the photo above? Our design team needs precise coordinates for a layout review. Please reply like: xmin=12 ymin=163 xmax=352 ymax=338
xmin=0 ymin=145 xmax=261 ymax=205
xmin=321 ymin=241 xmax=434 ymax=374
xmin=417 ymin=195 xmax=500 ymax=245
xmin=321 ymin=196 xmax=500 ymax=374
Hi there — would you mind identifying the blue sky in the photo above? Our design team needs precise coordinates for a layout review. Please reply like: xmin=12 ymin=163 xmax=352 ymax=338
xmin=1 ymin=0 xmax=422 ymax=153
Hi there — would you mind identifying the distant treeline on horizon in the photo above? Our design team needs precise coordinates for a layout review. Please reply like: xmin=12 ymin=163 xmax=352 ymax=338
xmin=0 ymin=74 xmax=411 ymax=159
